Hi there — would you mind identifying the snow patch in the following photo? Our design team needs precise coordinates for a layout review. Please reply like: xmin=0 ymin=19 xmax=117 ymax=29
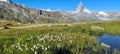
xmin=83 ymin=8 xmax=91 ymax=14
xmin=46 ymin=9 xmax=53 ymax=12
xmin=98 ymin=17 xmax=111 ymax=21
xmin=41 ymin=9 xmax=60 ymax=12
xmin=0 ymin=0 xmax=11 ymax=3
xmin=67 ymin=11 xmax=76 ymax=13
xmin=75 ymin=10 xmax=81 ymax=13
xmin=98 ymin=11 xmax=108 ymax=16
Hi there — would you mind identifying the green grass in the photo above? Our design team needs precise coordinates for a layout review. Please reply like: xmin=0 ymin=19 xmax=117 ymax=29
xmin=0 ymin=21 xmax=120 ymax=54
xmin=0 ymin=33 xmax=103 ymax=54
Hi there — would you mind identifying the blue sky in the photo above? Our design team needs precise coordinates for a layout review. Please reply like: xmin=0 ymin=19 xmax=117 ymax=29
xmin=12 ymin=0 xmax=120 ymax=11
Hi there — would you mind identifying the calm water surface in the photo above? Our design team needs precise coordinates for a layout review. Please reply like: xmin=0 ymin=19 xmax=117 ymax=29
xmin=96 ymin=33 xmax=120 ymax=53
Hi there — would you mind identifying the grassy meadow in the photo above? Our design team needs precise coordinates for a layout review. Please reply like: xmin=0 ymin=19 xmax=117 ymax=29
xmin=0 ymin=21 xmax=120 ymax=54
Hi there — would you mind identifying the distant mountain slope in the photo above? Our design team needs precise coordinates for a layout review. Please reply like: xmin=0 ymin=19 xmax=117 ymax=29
xmin=0 ymin=1 xmax=120 ymax=23
xmin=0 ymin=2 xmax=71 ymax=23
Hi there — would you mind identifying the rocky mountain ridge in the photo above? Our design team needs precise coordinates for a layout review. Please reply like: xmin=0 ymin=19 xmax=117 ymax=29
xmin=0 ymin=1 xmax=120 ymax=23
xmin=0 ymin=1 xmax=71 ymax=23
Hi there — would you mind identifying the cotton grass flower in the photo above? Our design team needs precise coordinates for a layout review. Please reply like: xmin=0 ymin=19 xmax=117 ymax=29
xmin=26 ymin=47 xmax=28 ymax=50
xmin=31 ymin=48 xmax=34 ymax=51
xmin=35 ymin=50 xmax=37 ymax=54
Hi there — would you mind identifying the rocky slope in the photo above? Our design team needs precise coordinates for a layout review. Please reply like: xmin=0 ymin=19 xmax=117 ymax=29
xmin=0 ymin=2 xmax=71 ymax=23
xmin=0 ymin=1 xmax=120 ymax=23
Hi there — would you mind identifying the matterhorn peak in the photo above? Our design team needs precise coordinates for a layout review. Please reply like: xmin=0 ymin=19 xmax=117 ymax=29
xmin=75 ymin=2 xmax=84 ymax=13
xmin=75 ymin=2 xmax=92 ymax=14
xmin=0 ymin=0 xmax=12 ymax=3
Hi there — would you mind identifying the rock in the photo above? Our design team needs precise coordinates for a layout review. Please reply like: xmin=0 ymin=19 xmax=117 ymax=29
xmin=75 ymin=2 xmax=84 ymax=13
xmin=47 ymin=24 xmax=52 ymax=28
xmin=0 ymin=14 xmax=4 ymax=18
xmin=38 ymin=10 xmax=42 ymax=15
xmin=101 ymin=43 xmax=111 ymax=48
xmin=91 ymin=26 xmax=104 ymax=30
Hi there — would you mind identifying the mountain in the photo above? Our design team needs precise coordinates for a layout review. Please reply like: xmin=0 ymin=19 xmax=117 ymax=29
xmin=65 ymin=2 xmax=120 ymax=21
xmin=0 ymin=1 xmax=120 ymax=23
xmin=75 ymin=2 xmax=84 ymax=13
xmin=0 ymin=0 xmax=12 ymax=3
xmin=65 ymin=2 xmax=99 ymax=22
xmin=75 ymin=2 xmax=91 ymax=14
xmin=0 ymin=1 xmax=71 ymax=23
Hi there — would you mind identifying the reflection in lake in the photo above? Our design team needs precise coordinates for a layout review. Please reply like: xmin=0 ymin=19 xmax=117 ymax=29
xmin=96 ymin=33 xmax=120 ymax=53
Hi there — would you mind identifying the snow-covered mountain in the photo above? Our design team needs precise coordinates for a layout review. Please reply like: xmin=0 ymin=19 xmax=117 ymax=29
xmin=59 ymin=2 xmax=120 ymax=21
xmin=0 ymin=1 xmax=120 ymax=23
xmin=60 ymin=2 xmax=100 ymax=22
